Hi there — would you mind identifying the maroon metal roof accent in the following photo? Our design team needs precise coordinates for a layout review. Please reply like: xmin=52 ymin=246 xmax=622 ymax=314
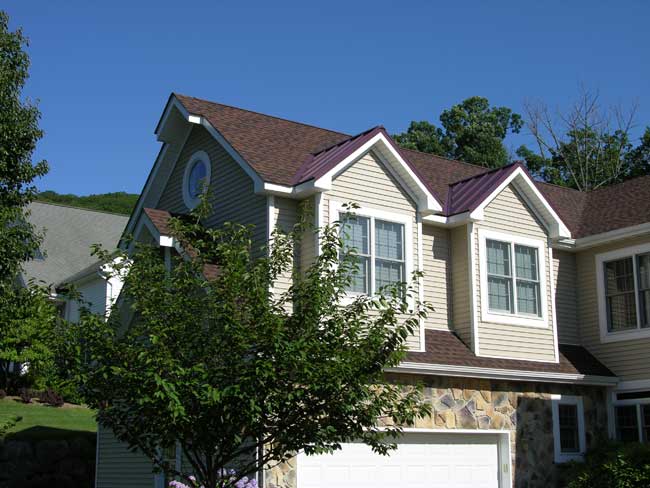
xmin=291 ymin=126 xmax=382 ymax=185
xmin=406 ymin=329 xmax=615 ymax=378
xmin=445 ymin=163 xmax=523 ymax=215
xmin=172 ymin=94 xmax=650 ymax=239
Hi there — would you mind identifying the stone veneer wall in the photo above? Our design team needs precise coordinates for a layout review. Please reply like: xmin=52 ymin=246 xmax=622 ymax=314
xmin=265 ymin=374 xmax=609 ymax=488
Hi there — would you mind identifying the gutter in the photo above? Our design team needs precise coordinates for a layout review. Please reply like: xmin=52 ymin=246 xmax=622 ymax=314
xmin=387 ymin=362 xmax=619 ymax=386
xmin=572 ymin=222 xmax=650 ymax=250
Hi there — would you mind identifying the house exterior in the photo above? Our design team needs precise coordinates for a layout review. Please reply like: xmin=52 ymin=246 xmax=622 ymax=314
xmin=97 ymin=94 xmax=650 ymax=488
xmin=21 ymin=201 xmax=128 ymax=323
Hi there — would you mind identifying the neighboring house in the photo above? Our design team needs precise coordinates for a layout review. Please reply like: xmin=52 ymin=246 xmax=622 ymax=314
xmin=96 ymin=94 xmax=650 ymax=488
xmin=21 ymin=201 xmax=128 ymax=321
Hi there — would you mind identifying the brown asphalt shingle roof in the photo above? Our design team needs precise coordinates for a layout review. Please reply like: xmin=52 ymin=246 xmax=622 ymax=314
xmin=406 ymin=330 xmax=615 ymax=377
xmin=174 ymin=94 xmax=650 ymax=239
xmin=143 ymin=208 xmax=221 ymax=280
xmin=576 ymin=175 xmax=650 ymax=238
xmin=175 ymin=94 xmax=349 ymax=186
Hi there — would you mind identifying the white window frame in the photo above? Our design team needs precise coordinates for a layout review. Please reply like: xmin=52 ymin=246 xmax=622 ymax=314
xmin=551 ymin=394 xmax=586 ymax=463
xmin=612 ymin=382 xmax=650 ymax=443
xmin=154 ymin=442 xmax=183 ymax=487
xmin=478 ymin=229 xmax=548 ymax=328
xmin=596 ymin=243 xmax=650 ymax=343
xmin=330 ymin=200 xmax=413 ymax=305
xmin=182 ymin=150 xmax=212 ymax=210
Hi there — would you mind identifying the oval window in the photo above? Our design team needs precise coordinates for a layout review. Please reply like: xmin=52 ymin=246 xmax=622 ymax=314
xmin=182 ymin=151 xmax=211 ymax=209
xmin=188 ymin=160 xmax=208 ymax=198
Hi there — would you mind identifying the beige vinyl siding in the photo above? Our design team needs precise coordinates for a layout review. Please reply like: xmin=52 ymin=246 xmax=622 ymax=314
xmin=157 ymin=125 xmax=267 ymax=253
xmin=475 ymin=185 xmax=557 ymax=362
xmin=577 ymin=235 xmax=650 ymax=381
xmin=272 ymin=196 xmax=299 ymax=298
xmin=322 ymin=150 xmax=421 ymax=350
xmin=299 ymin=195 xmax=318 ymax=275
xmin=421 ymin=225 xmax=452 ymax=330
xmin=450 ymin=225 xmax=472 ymax=346
xmin=553 ymin=250 xmax=580 ymax=344
xmin=96 ymin=424 xmax=155 ymax=488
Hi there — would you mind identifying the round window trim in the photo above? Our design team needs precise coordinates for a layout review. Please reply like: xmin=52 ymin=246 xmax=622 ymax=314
xmin=182 ymin=150 xmax=212 ymax=210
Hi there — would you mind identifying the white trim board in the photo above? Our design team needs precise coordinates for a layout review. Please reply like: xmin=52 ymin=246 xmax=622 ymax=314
xmin=416 ymin=214 xmax=425 ymax=352
xmin=468 ymin=223 xmax=480 ymax=355
xmin=573 ymin=223 xmax=650 ymax=250
xmin=616 ymin=379 xmax=650 ymax=392
xmin=388 ymin=362 xmax=618 ymax=386
xmin=548 ymin=246 xmax=560 ymax=363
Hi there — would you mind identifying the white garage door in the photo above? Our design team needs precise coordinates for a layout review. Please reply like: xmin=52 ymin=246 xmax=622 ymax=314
xmin=297 ymin=433 xmax=501 ymax=488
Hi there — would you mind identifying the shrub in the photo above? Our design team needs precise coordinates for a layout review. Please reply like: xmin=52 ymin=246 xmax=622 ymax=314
xmin=40 ymin=388 xmax=64 ymax=407
xmin=19 ymin=388 xmax=32 ymax=404
xmin=0 ymin=389 xmax=6 ymax=399
xmin=51 ymin=380 xmax=82 ymax=405
xmin=566 ymin=441 xmax=650 ymax=488
xmin=0 ymin=416 xmax=21 ymax=437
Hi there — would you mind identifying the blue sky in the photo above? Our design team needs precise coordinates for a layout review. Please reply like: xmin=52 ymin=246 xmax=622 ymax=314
xmin=5 ymin=0 xmax=650 ymax=195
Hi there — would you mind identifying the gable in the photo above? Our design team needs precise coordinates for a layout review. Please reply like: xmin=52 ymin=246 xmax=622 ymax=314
xmin=483 ymin=184 xmax=548 ymax=240
xmin=329 ymin=150 xmax=417 ymax=212
xmin=156 ymin=125 xmax=267 ymax=246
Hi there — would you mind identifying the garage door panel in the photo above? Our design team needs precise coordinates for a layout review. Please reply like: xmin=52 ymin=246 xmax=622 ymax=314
xmin=297 ymin=433 xmax=501 ymax=488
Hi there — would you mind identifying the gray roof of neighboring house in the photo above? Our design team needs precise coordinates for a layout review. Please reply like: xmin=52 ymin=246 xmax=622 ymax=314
xmin=21 ymin=202 xmax=128 ymax=286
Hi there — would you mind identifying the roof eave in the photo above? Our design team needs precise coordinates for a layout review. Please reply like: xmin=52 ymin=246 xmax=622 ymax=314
xmin=387 ymin=362 xmax=618 ymax=386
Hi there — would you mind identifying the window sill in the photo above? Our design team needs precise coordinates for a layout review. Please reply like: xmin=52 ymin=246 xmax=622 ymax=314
xmin=554 ymin=452 xmax=585 ymax=464
xmin=340 ymin=291 xmax=415 ymax=310
xmin=481 ymin=310 xmax=548 ymax=328
xmin=601 ymin=327 xmax=650 ymax=344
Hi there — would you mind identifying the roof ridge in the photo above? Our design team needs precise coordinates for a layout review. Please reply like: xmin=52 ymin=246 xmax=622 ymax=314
xmin=536 ymin=180 xmax=584 ymax=194
xmin=311 ymin=125 xmax=383 ymax=156
xmin=175 ymin=92 xmax=509 ymax=174
xmin=401 ymin=146 xmax=493 ymax=171
xmin=448 ymin=162 xmax=519 ymax=187
xmin=584 ymin=173 xmax=650 ymax=194
xmin=32 ymin=200 xmax=131 ymax=218
xmin=174 ymin=93 xmax=351 ymax=138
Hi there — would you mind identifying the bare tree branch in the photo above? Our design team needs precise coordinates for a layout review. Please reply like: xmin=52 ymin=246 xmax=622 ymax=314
xmin=520 ymin=86 xmax=637 ymax=191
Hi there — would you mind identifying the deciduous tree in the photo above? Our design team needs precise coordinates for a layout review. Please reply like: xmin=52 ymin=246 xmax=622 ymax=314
xmin=394 ymin=96 xmax=523 ymax=168
xmin=73 ymin=202 xmax=431 ymax=488
xmin=0 ymin=10 xmax=55 ymax=390
xmin=516 ymin=89 xmax=640 ymax=191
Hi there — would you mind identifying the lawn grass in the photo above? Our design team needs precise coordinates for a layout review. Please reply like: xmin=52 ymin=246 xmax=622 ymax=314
xmin=0 ymin=397 xmax=97 ymax=441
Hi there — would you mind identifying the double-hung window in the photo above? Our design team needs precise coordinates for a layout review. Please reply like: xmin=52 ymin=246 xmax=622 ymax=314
xmin=551 ymin=395 xmax=586 ymax=463
xmin=613 ymin=390 xmax=650 ymax=443
xmin=604 ymin=257 xmax=638 ymax=331
xmin=340 ymin=214 xmax=371 ymax=293
xmin=334 ymin=202 xmax=411 ymax=298
xmin=597 ymin=244 xmax=650 ymax=342
xmin=481 ymin=230 xmax=546 ymax=326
